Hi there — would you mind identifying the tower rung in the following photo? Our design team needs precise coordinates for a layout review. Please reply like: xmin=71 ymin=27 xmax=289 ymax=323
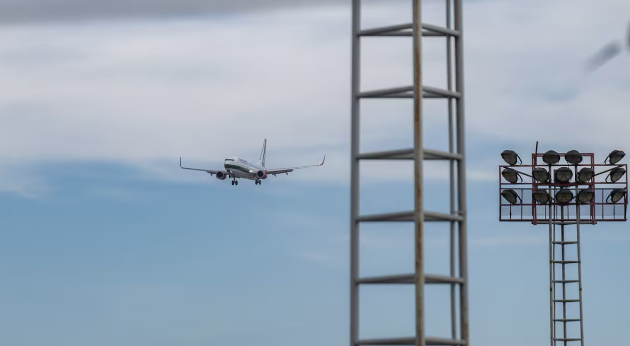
xmin=357 ymin=210 xmax=463 ymax=222
xmin=554 ymin=338 xmax=581 ymax=342
xmin=357 ymin=148 xmax=462 ymax=161
xmin=357 ymin=273 xmax=465 ymax=285
xmin=357 ymin=337 xmax=466 ymax=345
xmin=554 ymin=319 xmax=581 ymax=322
xmin=552 ymin=241 xmax=578 ymax=245
xmin=357 ymin=23 xmax=460 ymax=37
xmin=553 ymin=299 xmax=580 ymax=303
xmin=553 ymin=280 xmax=579 ymax=283
xmin=357 ymin=85 xmax=460 ymax=99
xmin=552 ymin=260 xmax=580 ymax=263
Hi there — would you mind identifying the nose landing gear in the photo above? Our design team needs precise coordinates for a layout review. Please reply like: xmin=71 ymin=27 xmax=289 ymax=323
xmin=255 ymin=180 xmax=261 ymax=185
xmin=231 ymin=179 xmax=238 ymax=185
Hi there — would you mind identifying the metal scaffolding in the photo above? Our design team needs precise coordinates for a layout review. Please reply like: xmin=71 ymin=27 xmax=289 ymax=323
xmin=350 ymin=1 xmax=469 ymax=346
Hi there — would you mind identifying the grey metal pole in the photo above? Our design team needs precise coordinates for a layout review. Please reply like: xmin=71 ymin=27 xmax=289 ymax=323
xmin=350 ymin=1 xmax=361 ymax=346
xmin=446 ymin=0 xmax=457 ymax=339
xmin=576 ymin=196 xmax=585 ymax=346
xmin=412 ymin=1 xmax=426 ymax=346
xmin=454 ymin=0 xmax=469 ymax=344
xmin=549 ymin=195 xmax=555 ymax=346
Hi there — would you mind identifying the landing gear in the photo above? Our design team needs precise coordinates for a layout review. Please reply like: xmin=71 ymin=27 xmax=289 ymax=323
xmin=255 ymin=180 xmax=261 ymax=185
xmin=231 ymin=179 xmax=238 ymax=186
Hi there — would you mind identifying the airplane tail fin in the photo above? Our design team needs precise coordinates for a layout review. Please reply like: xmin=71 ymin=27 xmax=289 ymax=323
xmin=259 ymin=138 xmax=267 ymax=168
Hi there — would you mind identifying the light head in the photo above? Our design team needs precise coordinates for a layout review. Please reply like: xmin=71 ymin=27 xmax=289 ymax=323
xmin=532 ymin=167 xmax=550 ymax=183
xmin=501 ymin=189 xmax=521 ymax=204
xmin=565 ymin=150 xmax=583 ymax=165
xmin=577 ymin=167 xmax=594 ymax=183
xmin=577 ymin=188 xmax=595 ymax=204
xmin=542 ymin=150 xmax=560 ymax=165
xmin=606 ymin=150 xmax=625 ymax=164
xmin=555 ymin=189 xmax=574 ymax=204
xmin=607 ymin=188 xmax=627 ymax=204
xmin=532 ymin=189 xmax=551 ymax=204
xmin=554 ymin=167 xmax=573 ymax=183
xmin=607 ymin=167 xmax=626 ymax=183
xmin=501 ymin=150 xmax=521 ymax=166
xmin=502 ymin=168 xmax=521 ymax=184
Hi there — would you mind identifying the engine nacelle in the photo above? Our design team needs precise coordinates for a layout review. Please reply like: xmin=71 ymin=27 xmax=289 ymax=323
xmin=215 ymin=171 xmax=227 ymax=180
xmin=256 ymin=170 xmax=268 ymax=179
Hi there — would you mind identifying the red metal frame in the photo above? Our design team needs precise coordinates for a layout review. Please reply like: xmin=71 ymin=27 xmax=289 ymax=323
xmin=499 ymin=151 xmax=628 ymax=224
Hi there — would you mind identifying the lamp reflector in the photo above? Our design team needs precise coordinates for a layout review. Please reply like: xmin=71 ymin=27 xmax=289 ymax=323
xmin=555 ymin=167 xmax=573 ymax=183
xmin=565 ymin=150 xmax=583 ymax=164
xmin=501 ymin=150 xmax=520 ymax=166
xmin=502 ymin=168 xmax=521 ymax=184
xmin=607 ymin=188 xmax=627 ymax=204
xmin=607 ymin=167 xmax=626 ymax=183
xmin=532 ymin=168 xmax=549 ymax=183
xmin=577 ymin=167 xmax=594 ymax=182
xmin=577 ymin=189 xmax=595 ymax=204
xmin=555 ymin=189 xmax=574 ymax=204
xmin=533 ymin=189 xmax=551 ymax=204
xmin=542 ymin=150 xmax=560 ymax=165
xmin=501 ymin=189 xmax=520 ymax=204
xmin=606 ymin=150 xmax=625 ymax=164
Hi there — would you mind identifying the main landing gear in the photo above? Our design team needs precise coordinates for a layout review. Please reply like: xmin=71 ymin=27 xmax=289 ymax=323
xmin=255 ymin=180 xmax=262 ymax=185
xmin=231 ymin=179 xmax=238 ymax=186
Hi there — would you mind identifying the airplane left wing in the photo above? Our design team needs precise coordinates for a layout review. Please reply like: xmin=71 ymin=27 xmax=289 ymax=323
xmin=180 ymin=157 xmax=227 ymax=177
xmin=266 ymin=155 xmax=326 ymax=176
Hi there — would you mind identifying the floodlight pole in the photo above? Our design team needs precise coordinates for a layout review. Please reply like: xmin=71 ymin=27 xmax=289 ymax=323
xmin=499 ymin=148 xmax=628 ymax=346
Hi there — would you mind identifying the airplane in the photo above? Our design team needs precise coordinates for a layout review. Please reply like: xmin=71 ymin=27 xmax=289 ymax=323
xmin=179 ymin=139 xmax=326 ymax=186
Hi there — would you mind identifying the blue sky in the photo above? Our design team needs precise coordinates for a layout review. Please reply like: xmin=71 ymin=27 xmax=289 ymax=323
xmin=1 ymin=0 xmax=630 ymax=346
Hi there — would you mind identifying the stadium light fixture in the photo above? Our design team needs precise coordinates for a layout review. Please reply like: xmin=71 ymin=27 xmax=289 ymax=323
xmin=565 ymin=150 xmax=583 ymax=164
xmin=607 ymin=188 xmax=627 ymax=204
xmin=577 ymin=167 xmax=595 ymax=183
xmin=605 ymin=150 xmax=625 ymax=164
xmin=501 ymin=189 xmax=521 ymax=204
xmin=533 ymin=189 xmax=551 ymax=204
xmin=532 ymin=168 xmax=550 ymax=183
xmin=502 ymin=168 xmax=522 ymax=183
xmin=555 ymin=189 xmax=574 ymax=204
xmin=606 ymin=167 xmax=626 ymax=183
xmin=543 ymin=150 xmax=560 ymax=165
xmin=501 ymin=150 xmax=521 ymax=166
xmin=555 ymin=167 xmax=573 ymax=183
xmin=577 ymin=188 xmax=595 ymax=204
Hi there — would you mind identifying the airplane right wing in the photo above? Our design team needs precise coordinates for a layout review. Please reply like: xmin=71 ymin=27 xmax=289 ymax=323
xmin=180 ymin=157 xmax=229 ymax=177
xmin=265 ymin=155 xmax=326 ymax=176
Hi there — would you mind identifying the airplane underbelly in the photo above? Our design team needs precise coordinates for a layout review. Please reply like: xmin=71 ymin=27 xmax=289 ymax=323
xmin=229 ymin=169 xmax=256 ymax=180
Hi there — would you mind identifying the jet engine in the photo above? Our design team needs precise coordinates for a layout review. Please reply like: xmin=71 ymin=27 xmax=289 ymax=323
xmin=256 ymin=170 xmax=267 ymax=179
xmin=215 ymin=171 xmax=228 ymax=180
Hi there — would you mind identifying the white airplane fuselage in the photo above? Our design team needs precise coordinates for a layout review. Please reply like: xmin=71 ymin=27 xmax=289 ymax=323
xmin=223 ymin=156 xmax=267 ymax=180
xmin=179 ymin=138 xmax=325 ymax=186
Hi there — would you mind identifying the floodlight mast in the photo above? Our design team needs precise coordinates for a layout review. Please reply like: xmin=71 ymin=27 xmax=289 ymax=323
xmin=499 ymin=145 xmax=628 ymax=346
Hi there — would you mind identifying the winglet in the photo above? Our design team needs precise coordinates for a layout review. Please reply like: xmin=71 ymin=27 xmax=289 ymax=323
xmin=320 ymin=154 xmax=326 ymax=166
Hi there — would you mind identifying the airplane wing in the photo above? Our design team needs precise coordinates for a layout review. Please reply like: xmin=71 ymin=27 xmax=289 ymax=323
xmin=266 ymin=155 xmax=326 ymax=176
xmin=179 ymin=157 xmax=229 ymax=177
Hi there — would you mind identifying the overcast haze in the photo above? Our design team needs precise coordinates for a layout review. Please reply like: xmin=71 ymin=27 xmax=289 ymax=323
xmin=1 ymin=0 xmax=630 ymax=346
xmin=0 ymin=0 xmax=351 ymax=23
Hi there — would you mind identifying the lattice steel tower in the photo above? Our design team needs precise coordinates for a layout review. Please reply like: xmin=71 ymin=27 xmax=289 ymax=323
xmin=350 ymin=1 xmax=469 ymax=346
xmin=499 ymin=147 xmax=628 ymax=346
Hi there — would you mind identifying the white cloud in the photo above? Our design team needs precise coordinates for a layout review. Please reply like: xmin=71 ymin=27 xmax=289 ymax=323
xmin=1 ymin=0 xmax=630 ymax=197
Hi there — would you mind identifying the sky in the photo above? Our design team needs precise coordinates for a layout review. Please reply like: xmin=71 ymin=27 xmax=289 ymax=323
xmin=1 ymin=0 xmax=630 ymax=345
